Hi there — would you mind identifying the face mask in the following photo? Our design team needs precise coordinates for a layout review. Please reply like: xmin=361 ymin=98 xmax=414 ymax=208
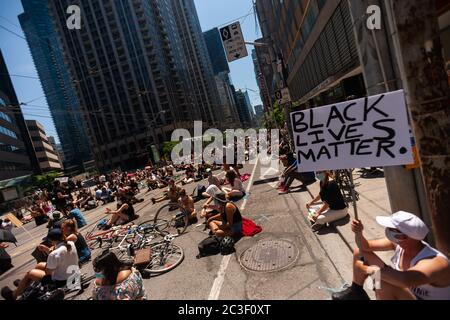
xmin=385 ymin=228 xmax=405 ymax=244
xmin=317 ymin=173 xmax=326 ymax=182
xmin=95 ymin=272 xmax=105 ymax=279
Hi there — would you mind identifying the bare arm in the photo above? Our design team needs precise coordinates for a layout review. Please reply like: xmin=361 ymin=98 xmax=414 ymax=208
xmin=380 ymin=257 xmax=450 ymax=288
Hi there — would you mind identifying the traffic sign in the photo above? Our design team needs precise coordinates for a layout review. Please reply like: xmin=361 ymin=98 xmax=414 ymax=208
xmin=275 ymin=87 xmax=291 ymax=104
xmin=220 ymin=21 xmax=248 ymax=62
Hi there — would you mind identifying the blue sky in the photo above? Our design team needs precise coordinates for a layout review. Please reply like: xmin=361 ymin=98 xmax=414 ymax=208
xmin=0 ymin=0 xmax=262 ymax=144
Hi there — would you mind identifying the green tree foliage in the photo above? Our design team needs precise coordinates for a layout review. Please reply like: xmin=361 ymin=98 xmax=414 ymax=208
xmin=162 ymin=141 xmax=179 ymax=158
xmin=32 ymin=171 xmax=61 ymax=189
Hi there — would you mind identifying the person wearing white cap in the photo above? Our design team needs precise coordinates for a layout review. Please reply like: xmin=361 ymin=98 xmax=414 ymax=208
xmin=332 ymin=211 xmax=450 ymax=300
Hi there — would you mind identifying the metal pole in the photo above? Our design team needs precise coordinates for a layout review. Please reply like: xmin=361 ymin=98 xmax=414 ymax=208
xmin=348 ymin=170 xmax=364 ymax=262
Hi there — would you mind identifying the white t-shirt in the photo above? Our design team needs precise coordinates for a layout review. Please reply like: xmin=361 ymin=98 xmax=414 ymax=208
xmin=46 ymin=241 xmax=79 ymax=281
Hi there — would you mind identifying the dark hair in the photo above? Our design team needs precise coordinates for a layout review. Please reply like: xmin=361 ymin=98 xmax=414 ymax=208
xmin=93 ymin=251 xmax=130 ymax=285
xmin=225 ymin=170 xmax=237 ymax=186
xmin=179 ymin=189 xmax=186 ymax=197
xmin=62 ymin=219 xmax=78 ymax=235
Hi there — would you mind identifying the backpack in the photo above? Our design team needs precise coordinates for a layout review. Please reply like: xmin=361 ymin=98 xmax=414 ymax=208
xmin=196 ymin=235 xmax=221 ymax=258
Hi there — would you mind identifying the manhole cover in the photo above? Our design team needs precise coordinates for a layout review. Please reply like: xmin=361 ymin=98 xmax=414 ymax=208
xmin=239 ymin=240 xmax=299 ymax=272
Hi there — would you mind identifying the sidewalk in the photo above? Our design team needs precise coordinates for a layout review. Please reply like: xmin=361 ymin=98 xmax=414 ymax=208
xmin=292 ymin=169 xmax=393 ymax=297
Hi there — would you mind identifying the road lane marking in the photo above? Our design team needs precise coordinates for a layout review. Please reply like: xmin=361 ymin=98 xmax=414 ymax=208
xmin=208 ymin=159 xmax=259 ymax=300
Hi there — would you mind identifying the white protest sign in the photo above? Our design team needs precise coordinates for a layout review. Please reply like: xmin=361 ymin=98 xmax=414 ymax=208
xmin=290 ymin=90 xmax=413 ymax=172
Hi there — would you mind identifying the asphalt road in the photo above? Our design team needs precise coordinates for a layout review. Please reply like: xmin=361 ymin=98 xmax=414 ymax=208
xmin=0 ymin=159 xmax=345 ymax=300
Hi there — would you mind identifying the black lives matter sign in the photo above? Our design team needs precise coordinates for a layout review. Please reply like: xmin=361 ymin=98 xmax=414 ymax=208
xmin=290 ymin=90 xmax=413 ymax=172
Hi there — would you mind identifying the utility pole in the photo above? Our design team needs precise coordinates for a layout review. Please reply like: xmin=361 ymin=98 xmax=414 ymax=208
xmin=390 ymin=0 xmax=450 ymax=256
xmin=347 ymin=0 xmax=431 ymax=236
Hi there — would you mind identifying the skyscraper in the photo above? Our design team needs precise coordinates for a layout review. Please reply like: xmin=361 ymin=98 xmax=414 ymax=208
xmin=203 ymin=27 xmax=240 ymax=128
xmin=203 ymin=28 xmax=230 ymax=76
xmin=48 ymin=0 xmax=217 ymax=171
xmin=233 ymin=88 xmax=253 ymax=128
xmin=169 ymin=0 xmax=221 ymax=127
xmin=26 ymin=120 xmax=62 ymax=172
xmin=19 ymin=0 xmax=92 ymax=173
xmin=0 ymin=50 xmax=39 ymax=180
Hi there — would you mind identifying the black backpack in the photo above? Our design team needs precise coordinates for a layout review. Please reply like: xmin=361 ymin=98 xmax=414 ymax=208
xmin=196 ymin=235 xmax=221 ymax=258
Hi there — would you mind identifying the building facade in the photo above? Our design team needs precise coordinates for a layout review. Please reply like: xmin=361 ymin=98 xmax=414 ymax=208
xmin=26 ymin=120 xmax=62 ymax=172
xmin=255 ymin=0 xmax=366 ymax=108
xmin=233 ymin=88 xmax=253 ymax=128
xmin=214 ymin=72 xmax=240 ymax=128
xmin=203 ymin=27 xmax=240 ymax=128
xmin=48 ymin=0 xmax=218 ymax=171
xmin=19 ymin=0 xmax=93 ymax=173
xmin=252 ymin=47 xmax=273 ymax=117
xmin=169 ymin=0 xmax=221 ymax=127
xmin=48 ymin=136 xmax=64 ymax=169
xmin=0 ymin=50 xmax=39 ymax=181
xmin=203 ymin=28 xmax=230 ymax=76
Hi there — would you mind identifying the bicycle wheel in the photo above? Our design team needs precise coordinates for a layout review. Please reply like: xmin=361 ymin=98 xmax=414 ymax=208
xmin=139 ymin=242 xmax=184 ymax=275
xmin=153 ymin=203 xmax=189 ymax=237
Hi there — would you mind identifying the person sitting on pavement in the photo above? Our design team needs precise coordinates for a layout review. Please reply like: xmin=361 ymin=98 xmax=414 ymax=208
xmin=46 ymin=211 xmax=65 ymax=230
xmin=61 ymin=219 xmax=91 ymax=264
xmin=151 ymin=179 xmax=182 ymax=206
xmin=206 ymin=191 xmax=243 ymax=239
xmin=53 ymin=180 xmax=70 ymax=212
xmin=64 ymin=203 xmax=87 ymax=229
xmin=207 ymin=168 xmax=222 ymax=190
xmin=306 ymin=171 xmax=349 ymax=232
xmin=222 ymin=170 xmax=245 ymax=200
xmin=1 ymin=228 xmax=79 ymax=300
xmin=92 ymin=251 xmax=147 ymax=300
xmin=178 ymin=189 xmax=198 ymax=225
xmin=332 ymin=211 xmax=450 ymax=300
xmin=278 ymin=150 xmax=313 ymax=194
xmin=103 ymin=196 xmax=135 ymax=229
xmin=29 ymin=200 xmax=50 ymax=227
xmin=1 ymin=218 xmax=13 ymax=232
xmin=200 ymin=184 xmax=222 ymax=221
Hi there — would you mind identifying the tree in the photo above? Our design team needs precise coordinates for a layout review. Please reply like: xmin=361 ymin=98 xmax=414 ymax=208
xmin=162 ymin=141 xmax=178 ymax=158
xmin=32 ymin=171 xmax=62 ymax=189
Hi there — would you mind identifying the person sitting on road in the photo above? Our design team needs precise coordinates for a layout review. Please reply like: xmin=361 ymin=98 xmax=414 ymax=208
xmin=92 ymin=251 xmax=147 ymax=300
xmin=206 ymin=191 xmax=242 ymax=239
xmin=29 ymin=199 xmax=50 ymax=227
xmin=178 ymin=189 xmax=198 ymax=225
xmin=151 ymin=179 xmax=181 ymax=206
xmin=306 ymin=171 xmax=349 ymax=232
xmin=332 ymin=211 xmax=450 ymax=300
xmin=61 ymin=219 xmax=91 ymax=264
xmin=46 ymin=211 xmax=65 ymax=230
xmin=181 ymin=165 xmax=195 ymax=185
xmin=222 ymin=170 xmax=245 ymax=200
xmin=1 ymin=218 xmax=13 ymax=232
xmin=278 ymin=150 xmax=313 ymax=194
xmin=207 ymin=168 xmax=222 ymax=190
xmin=103 ymin=196 xmax=135 ymax=229
xmin=1 ymin=228 xmax=79 ymax=300
xmin=64 ymin=203 xmax=87 ymax=229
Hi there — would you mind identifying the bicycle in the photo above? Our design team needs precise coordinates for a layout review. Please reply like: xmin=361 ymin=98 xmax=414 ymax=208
xmin=147 ymin=202 xmax=191 ymax=237
xmin=84 ymin=222 xmax=135 ymax=250
xmin=119 ymin=234 xmax=184 ymax=276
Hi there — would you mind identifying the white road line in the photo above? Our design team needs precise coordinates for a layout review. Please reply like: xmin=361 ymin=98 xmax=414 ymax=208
xmin=207 ymin=157 xmax=259 ymax=300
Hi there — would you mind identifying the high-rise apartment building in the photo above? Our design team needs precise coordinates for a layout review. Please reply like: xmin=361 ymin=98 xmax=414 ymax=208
xmin=48 ymin=0 xmax=218 ymax=171
xmin=255 ymin=0 xmax=366 ymax=107
xmin=203 ymin=28 xmax=230 ymax=76
xmin=19 ymin=0 xmax=92 ymax=173
xmin=0 ymin=50 xmax=39 ymax=180
xmin=26 ymin=120 xmax=62 ymax=172
xmin=233 ymin=89 xmax=253 ymax=128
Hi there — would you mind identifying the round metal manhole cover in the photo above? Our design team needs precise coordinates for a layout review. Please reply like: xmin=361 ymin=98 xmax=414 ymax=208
xmin=239 ymin=240 xmax=299 ymax=272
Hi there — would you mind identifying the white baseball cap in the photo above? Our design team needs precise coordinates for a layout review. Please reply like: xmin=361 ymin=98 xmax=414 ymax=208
xmin=376 ymin=211 xmax=429 ymax=240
